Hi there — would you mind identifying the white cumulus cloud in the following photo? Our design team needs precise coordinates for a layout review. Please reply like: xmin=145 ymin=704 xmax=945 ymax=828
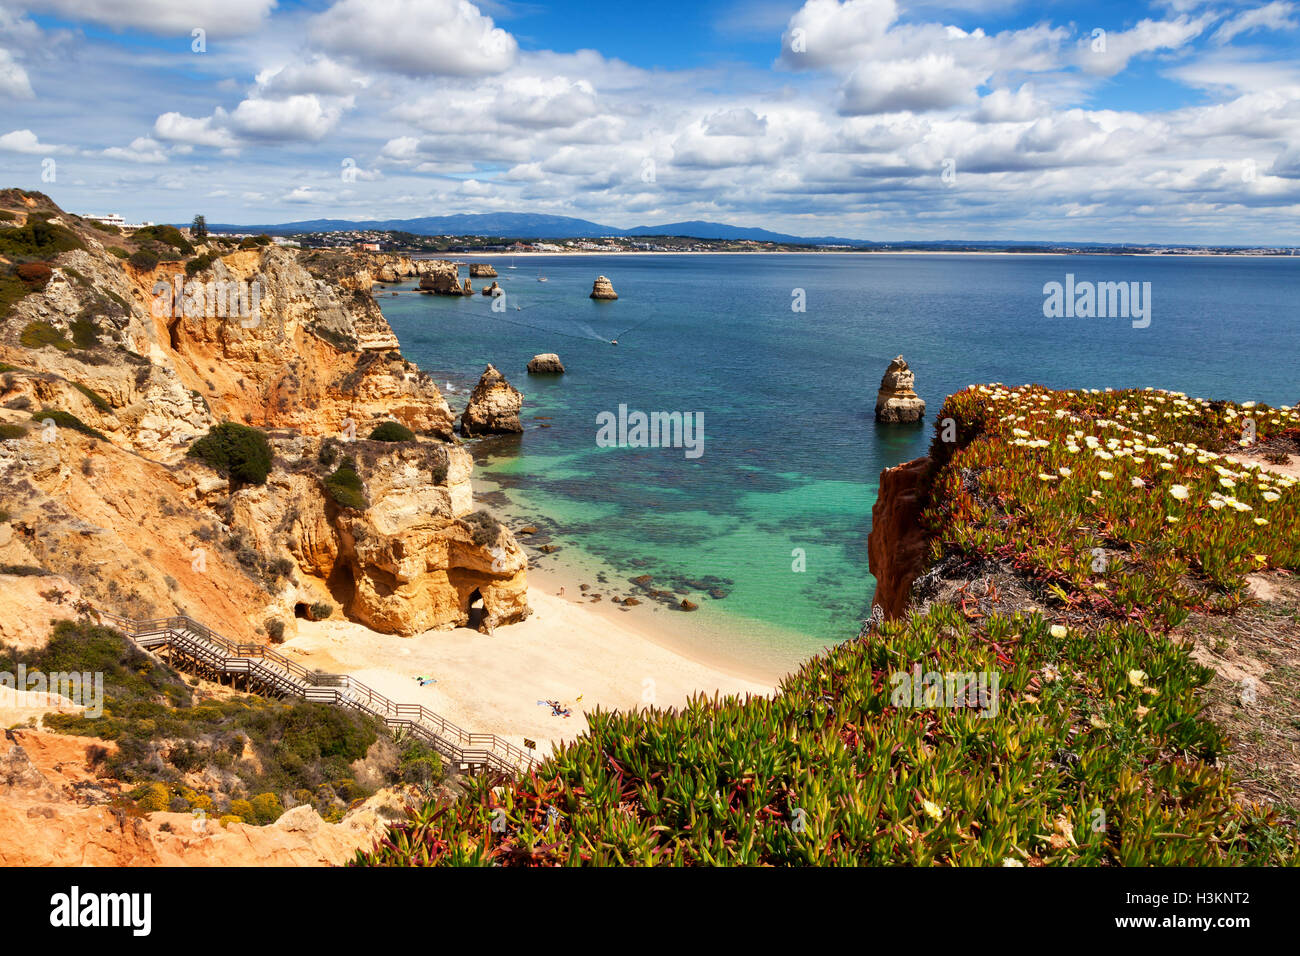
xmin=310 ymin=0 xmax=517 ymax=77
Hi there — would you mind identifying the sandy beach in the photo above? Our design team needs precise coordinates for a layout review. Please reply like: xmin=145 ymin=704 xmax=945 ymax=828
xmin=281 ymin=580 xmax=777 ymax=758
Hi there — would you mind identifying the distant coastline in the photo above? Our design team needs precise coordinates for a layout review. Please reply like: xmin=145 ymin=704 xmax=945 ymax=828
xmin=440 ymin=249 xmax=1300 ymax=259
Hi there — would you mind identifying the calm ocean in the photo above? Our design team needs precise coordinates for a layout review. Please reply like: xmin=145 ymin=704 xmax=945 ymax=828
xmin=379 ymin=253 xmax=1300 ymax=673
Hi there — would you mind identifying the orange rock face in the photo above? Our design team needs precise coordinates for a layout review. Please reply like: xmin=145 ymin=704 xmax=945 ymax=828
xmin=0 ymin=731 xmax=405 ymax=867
xmin=867 ymin=455 xmax=933 ymax=619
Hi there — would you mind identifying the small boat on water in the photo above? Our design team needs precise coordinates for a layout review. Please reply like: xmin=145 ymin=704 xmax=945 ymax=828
xmin=537 ymin=276 xmax=548 ymax=282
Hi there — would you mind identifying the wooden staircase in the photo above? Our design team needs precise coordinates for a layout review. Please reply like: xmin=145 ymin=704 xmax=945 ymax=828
xmin=95 ymin=610 xmax=536 ymax=776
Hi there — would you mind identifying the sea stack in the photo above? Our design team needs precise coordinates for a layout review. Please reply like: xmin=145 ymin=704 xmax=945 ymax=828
xmin=460 ymin=364 xmax=524 ymax=436
xmin=469 ymin=263 xmax=497 ymax=278
xmin=481 ymin=281 xmax=502 ymax=296
xmin=874 ymin=355 xmax=926 ymax=423
xmin=418 ymin=263 xmax=463 ymax=296
xmin=590 ymin=275 xmax=618 ymax=300
xmin=527 ymin=353 xmax=565 ymax=374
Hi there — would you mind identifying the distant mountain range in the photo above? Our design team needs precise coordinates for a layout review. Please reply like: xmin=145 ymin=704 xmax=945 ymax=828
xmin=192 ymin=212 xmax=1297 ymax=252
xmin=198 ymin=212 xmax=867 ymax=245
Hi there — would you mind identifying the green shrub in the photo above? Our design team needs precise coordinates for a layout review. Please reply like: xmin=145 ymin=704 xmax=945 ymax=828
xmin=0 ymin=219 xmax=85 ymax=259
xmin=30 ymin=408 xmax=105 ymax=440
xmin=132 ymin=782 xmax=170 ymax=813
xmin=265 ymin=618 xmax=286 ymax=643
xmin=368 ymin=421 xmax=415 ymax=443
xmin=70 ymin=318 xmax=100 ymax=350
xmin=0 ymin=423 xmax=26 ymax=441
xmin=19 ymin=320 xmax=70 ymax=351
xmin=71 ymin=381 xmax=111 ymax=410
xmin=250 ymin=792 xmax=284 ymax=824
xmin=106 ymin=246 xmax=129 ymax=259
xmin=324 ymin=460 xmax=367 ymax=510
xmin=127 ymin=249 xmax=159 ymax=271
xmin=0 ymin=210 xmax=15 ymax=221
xmin=186 ymin=422 xmax=273 ymax=487
xmin=88 ymin=219 xmax=120 ymax=234
xmin=462 ymin=510 xmax=502 ymax=547
xmin=399 ymin=740 xmax=443 ymax=789
xmin=131 ymin=225 xmax=194 ymax=255
xmin=185 ymin=252 xmax=216 ymax=277
xmin=309 ymin=601 xmax=334 ymax=621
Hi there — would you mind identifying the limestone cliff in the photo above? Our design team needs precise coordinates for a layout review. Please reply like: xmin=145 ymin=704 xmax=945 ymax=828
xmin=0 ymin=189 xmax=527 ymax=641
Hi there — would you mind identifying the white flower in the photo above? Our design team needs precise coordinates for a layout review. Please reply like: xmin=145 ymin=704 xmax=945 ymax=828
xmin=1098 ymin=471 xmax=1114 ymax=481
xmin=1169 ymin=485 xmax=1189 ymax=500
xmin=1131 ymin=477 xmax=1144 ymax=488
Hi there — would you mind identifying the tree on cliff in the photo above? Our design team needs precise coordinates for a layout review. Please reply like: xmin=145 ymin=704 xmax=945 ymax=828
xmin=191 ymin=214 xmax=208 ymax=239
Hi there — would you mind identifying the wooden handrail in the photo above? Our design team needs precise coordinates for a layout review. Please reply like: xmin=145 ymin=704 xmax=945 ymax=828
xmin=93 ymin=608 xmax=535 ymax=775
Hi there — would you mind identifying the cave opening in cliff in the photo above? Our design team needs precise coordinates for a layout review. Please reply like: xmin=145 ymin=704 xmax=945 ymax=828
xmin=293 ymin=602 xmax=309 ymax=619
xmin=326 ymin=562 xmax=356 ymax=612
xmin=467 ymin=588 xmax=484 ymax=630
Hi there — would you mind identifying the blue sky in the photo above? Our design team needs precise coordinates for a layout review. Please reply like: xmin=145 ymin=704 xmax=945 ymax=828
xmin=2 ymin=0 xmax=1298 ymax=242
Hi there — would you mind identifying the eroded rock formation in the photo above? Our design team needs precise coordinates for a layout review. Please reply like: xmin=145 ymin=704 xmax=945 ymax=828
xmin=527 ymin=353 xmax=565 ymax=374
xmin=459 ymin=364 xmax=523 ymax=436
xmin=469 ymin=263 xmax=497 ymax=278
xmin=875 ymin=355 xmax=926 ymax=423
xmin=590 ymin=275 xmax=618 ymax=300
xmin=417 ymin=261 xmax=468 ymax=295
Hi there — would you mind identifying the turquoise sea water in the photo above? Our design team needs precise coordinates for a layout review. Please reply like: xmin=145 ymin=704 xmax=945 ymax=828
xmin=379 ymin=253 xmax=1300 ymax=671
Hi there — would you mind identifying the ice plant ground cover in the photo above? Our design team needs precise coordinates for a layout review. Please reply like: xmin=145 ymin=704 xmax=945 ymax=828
xmin=355 ymin=386 xmax=1298 ymax=867
xmin=926 ymin=386 xmax=1299 ymax=631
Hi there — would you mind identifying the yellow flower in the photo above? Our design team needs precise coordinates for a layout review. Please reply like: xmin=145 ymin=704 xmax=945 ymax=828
xmin=922 ymin=800 xmax=945 ymax=821
xmin=1128 ymin=669 xmax=1147 ymax=687
xmin=1254 ymin=518 xmax=1269 ymax=525
xmin=1050 ymin=624 xmax=1068 ymax=639
xmin=1098 ymin=470 xmax=1114 ymax=481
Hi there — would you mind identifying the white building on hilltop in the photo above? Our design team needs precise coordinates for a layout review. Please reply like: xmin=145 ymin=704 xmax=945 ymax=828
xmin=83 ymin=213 xmax=155 ymax=230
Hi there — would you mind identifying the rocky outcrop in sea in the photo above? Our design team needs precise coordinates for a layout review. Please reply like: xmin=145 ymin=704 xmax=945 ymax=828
xmin=469 ymin=263 xmax=497 ymax=278
xmin=459 ymin=364 xmax=524 ymax=436
xmin=874 ymin=355 xmax=926 ymax=423
xmin=590 ymin=275 xmax=618 ymax=300
xmin=527 ymin=353 xmax=565 ymax=374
